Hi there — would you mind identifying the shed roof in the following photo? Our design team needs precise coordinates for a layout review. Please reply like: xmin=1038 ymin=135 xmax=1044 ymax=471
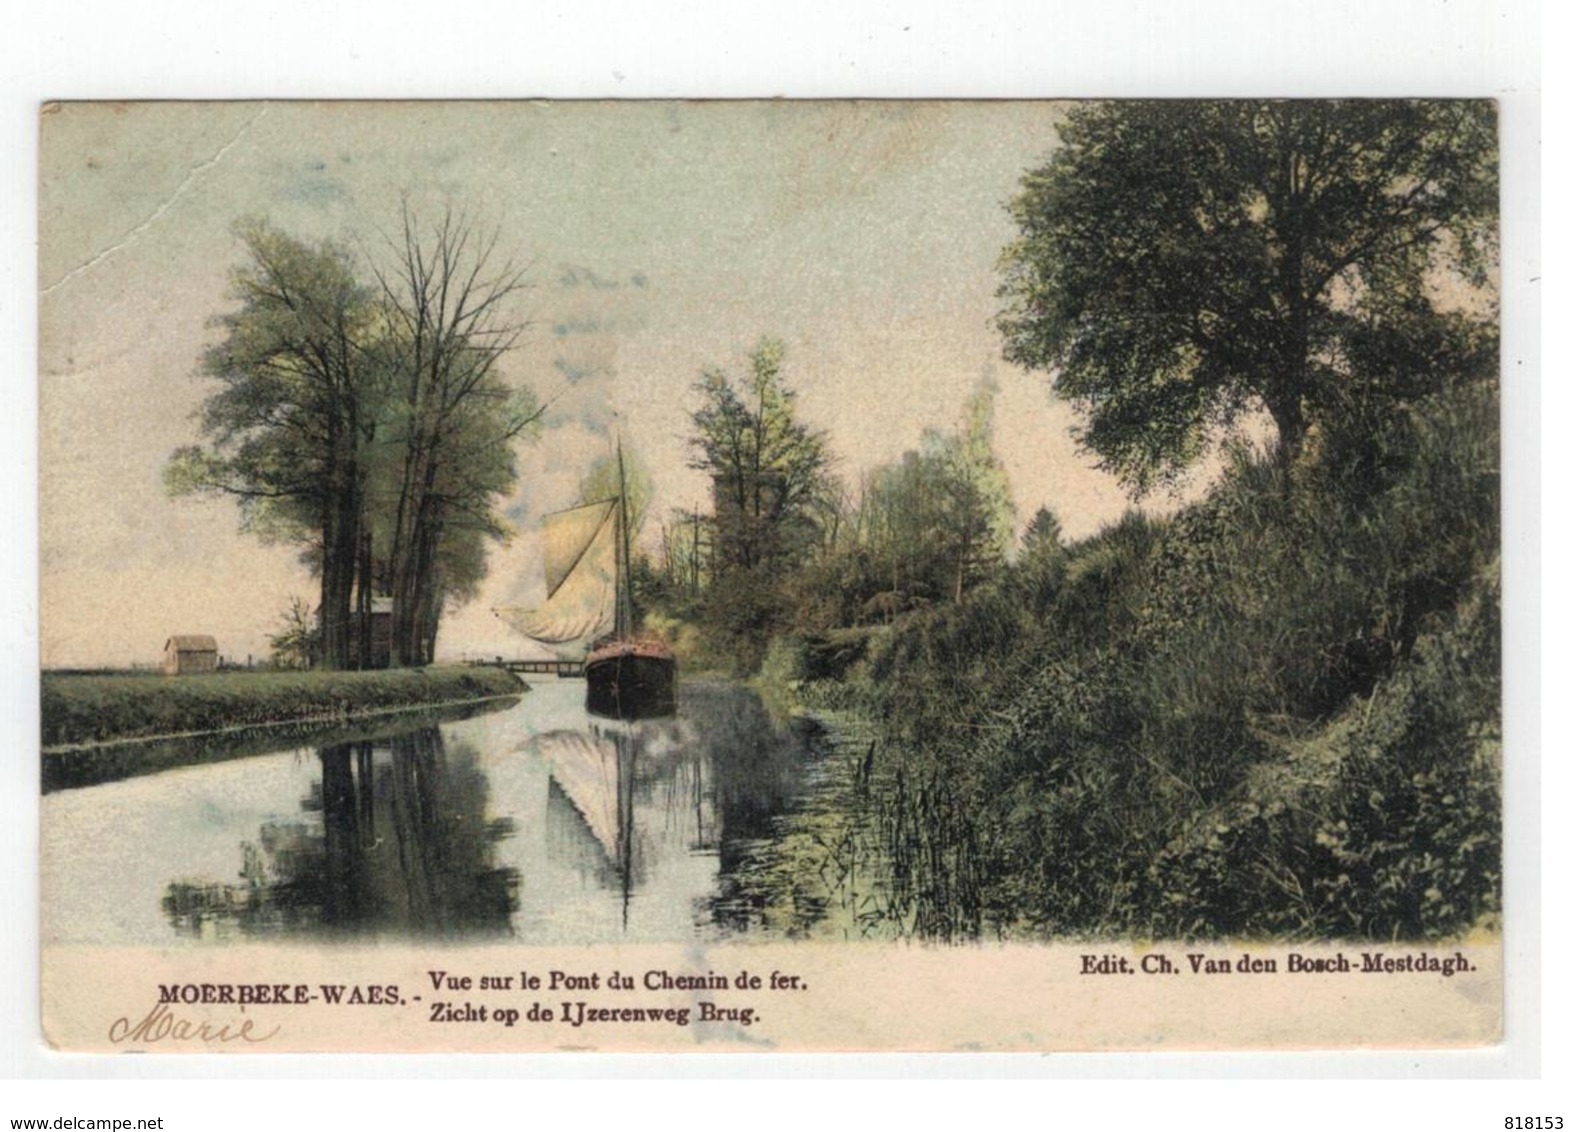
xmin=165 ymin=635 xmax=218 ymax=652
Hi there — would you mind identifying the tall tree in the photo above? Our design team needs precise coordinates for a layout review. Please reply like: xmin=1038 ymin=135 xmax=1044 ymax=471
xmin=996 ymin=100 xmax=1497 ymax=490
xmin=938 ymin=385 xmax=1015 ymax=601
xmin=367 ymin=377 xmax=541 ymax=663
xmin=372 ymin=206 xmax=540 ymax=665
xmin=165 ymin=220 xmax=381 ymax=668
xmin=171 ymin=212 xmax=541 ymax=669
xmin=1020 ymin=506 xmax=1064 ymax=562
xmin=855 ymin=387 xmax=1014 ymax=604
xmin=688 ymin=338 xmax=831 ymax=576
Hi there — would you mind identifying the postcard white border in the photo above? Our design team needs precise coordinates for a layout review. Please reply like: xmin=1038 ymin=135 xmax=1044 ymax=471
xmin=2 ymin=0 xmax=1547 ymax=1108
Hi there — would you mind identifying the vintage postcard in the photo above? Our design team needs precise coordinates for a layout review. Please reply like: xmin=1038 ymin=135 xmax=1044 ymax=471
xmin=38 ymin=100 xmax=1503 ymax=1053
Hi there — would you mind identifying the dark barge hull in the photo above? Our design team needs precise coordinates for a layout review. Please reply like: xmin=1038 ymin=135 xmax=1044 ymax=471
xmin=584 ymin=642 xmax=677 ymax=720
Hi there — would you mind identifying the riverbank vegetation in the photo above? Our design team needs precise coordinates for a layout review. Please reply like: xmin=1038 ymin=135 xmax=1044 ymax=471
xmin=41 ymin=666 xmax=523 ymax=749
xmin=637 ymin=101 xmax=1500 ymax=942
xmin=42 ymin=694 xmax=515 ymax=793
xmin=823 ymin=378 xmax=1499 ymax=941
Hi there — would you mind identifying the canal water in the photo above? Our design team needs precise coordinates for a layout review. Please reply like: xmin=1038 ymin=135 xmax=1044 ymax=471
xmin=41 ymin=680 xmax=864 ymax=948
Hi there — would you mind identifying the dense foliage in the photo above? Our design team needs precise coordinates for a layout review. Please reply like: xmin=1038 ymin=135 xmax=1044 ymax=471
xmin=648 ymin=352 xmax=1017 ymax=676
xmin=166 ymin=212 xmax=542 ymax=668
xmin=997 ymin=100 xmax=1497 ymax=490
xmin=680 ymin=101 xmax=1503 ymax=944
xmin=811 ymin=377 xmax=1499 ymax=941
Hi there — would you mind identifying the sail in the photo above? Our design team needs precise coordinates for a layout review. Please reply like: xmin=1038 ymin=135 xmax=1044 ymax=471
xmin=495 ymin=500 xmax=619 ymax=646
xmin=543 ymin=499 xmax=616 ymax=599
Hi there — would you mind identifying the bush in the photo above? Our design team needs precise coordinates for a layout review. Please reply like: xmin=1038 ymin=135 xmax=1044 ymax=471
xmin=1306 ymin=560 xmax=1501 ymax=938
xmin=838 ymin=379 xmax=1500 ymax=942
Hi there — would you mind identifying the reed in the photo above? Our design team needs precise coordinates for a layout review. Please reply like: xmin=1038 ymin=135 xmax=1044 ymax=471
xmin=824 ymin=380 xmax=1500 ymax=942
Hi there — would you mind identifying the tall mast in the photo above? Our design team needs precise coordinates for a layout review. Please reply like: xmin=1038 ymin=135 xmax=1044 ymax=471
xmin=615 ymin=439 xmax=634 ymax=640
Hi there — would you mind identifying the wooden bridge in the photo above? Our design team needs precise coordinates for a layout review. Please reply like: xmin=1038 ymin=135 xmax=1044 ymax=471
xmin=466 ymin=657 xmax=584 ymax=678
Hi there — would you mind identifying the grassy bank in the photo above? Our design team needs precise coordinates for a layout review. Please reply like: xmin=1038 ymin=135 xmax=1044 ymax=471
xmin=41 ymin=666 xmax=525 ymax=749
xmin=42 ymin=696 xmax=514 ymax=793
xmin=784 ymin=380 xmax=1500 ymax=943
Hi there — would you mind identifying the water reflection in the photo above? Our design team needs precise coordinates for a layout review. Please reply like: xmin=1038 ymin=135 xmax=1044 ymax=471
xmin=43 ymin=680 xmax=849 ymax=948
xmin=535 ymin=723 xmax=657 ymax=928
xmin=162 ymin=727 xmax=519 ymax=941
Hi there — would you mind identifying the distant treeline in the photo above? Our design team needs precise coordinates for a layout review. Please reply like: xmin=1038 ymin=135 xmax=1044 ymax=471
xmin=638 ymin=337 xmax=1017 ymax=675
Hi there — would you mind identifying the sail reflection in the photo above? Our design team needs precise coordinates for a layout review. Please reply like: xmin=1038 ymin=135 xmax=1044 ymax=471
xmin=163 ymin=727 xmax=519 ymax=941
xmin=531 ymin=716 xmax=697 ymax=928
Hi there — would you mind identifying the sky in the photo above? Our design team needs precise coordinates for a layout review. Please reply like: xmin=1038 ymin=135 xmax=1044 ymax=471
xmin=42 ymin=99 xmax=1183 ymax=667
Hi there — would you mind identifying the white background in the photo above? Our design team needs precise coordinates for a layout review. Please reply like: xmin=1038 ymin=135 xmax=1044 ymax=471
xmin=1 ymin=0 xmax=1549 ymax=1122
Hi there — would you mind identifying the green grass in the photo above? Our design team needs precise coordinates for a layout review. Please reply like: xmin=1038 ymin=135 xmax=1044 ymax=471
xmin=796 ymin=379 xmax=1501 ymax=943
xmin=42 ymin=696 xmax=514 ymax=793
xmin=40 ymin=666 xmax=524 ymax=748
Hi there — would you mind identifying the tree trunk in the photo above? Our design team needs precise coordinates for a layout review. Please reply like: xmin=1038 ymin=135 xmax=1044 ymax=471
xmin=318 ymin=452 xmax=360 ymax=670
xmin=353 ymin=525 xmax=374 ymax=669
xmin=1266 ymin=389 xmax=1308 ymax=470
xmin=402 ymin=515 xmax=442 ymax=665
xmin=419 ymin=567 xmax=443 ymax=666
xmin=318 ymin=545 xmax=344 ymax=669
xmin=393 ymin=447 xmax=445 ymax=666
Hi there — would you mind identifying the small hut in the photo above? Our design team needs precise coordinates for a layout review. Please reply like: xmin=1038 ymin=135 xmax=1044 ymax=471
xmin=163 ymin=634 xmax=218 ymax=675
xmin=367 ymin=597 xmax=393 ymax=669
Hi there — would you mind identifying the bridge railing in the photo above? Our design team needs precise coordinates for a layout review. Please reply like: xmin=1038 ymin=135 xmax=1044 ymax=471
xmin=465 ymin=657 xmax=584 ymax=678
